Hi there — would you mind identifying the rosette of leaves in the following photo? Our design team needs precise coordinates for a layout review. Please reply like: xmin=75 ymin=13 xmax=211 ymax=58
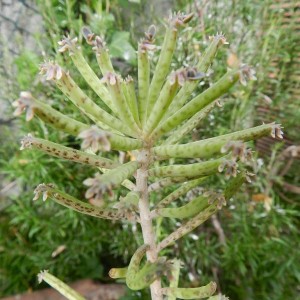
xmin=13 ymin=12 xmax=283 ymax=300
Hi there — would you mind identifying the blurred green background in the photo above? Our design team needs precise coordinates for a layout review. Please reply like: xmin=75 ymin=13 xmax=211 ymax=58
xmin=0 ymin=0 xmax=299 ymax=299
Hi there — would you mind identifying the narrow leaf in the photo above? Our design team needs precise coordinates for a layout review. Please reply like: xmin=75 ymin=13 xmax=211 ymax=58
xmin=21 ymin=135 xmax=119 ymax=169
xmin=149 ymin=156 xmax=226 ymax=178
xmin=154 ymin=123 xmax=276 ymax=159
xmin=165 ymin=34 xmax=227 ymax=118
xmin=33 ymin=184 xmax=138 ymax=221
xmin=38 ymin=270 xmax=86 ymax=300
xmin=161 ymin=281 xmax=217 ymax=299
xmin=155 ymin=177 xmax=208 ymax=209
xmin=151 ymin=69 xmax=241 ymax=139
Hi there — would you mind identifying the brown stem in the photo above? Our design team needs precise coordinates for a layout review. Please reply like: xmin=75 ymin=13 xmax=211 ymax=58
xmin=136 ymin=149 xmax=162 ymax=300
xmin=211 ymin=215 xmax=226 ymax=246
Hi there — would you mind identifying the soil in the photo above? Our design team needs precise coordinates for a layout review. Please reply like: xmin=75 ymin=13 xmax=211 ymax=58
xmin=1 ymin=280 xmax=126 ymax=300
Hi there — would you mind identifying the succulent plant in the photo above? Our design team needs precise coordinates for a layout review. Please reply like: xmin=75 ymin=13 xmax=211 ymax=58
xmin=14 ymin=11 xmax=283 ymax=300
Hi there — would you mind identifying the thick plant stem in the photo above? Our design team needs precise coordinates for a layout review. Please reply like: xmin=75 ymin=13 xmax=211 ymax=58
xmin=136 ymin=149 xmax=162 ymax=300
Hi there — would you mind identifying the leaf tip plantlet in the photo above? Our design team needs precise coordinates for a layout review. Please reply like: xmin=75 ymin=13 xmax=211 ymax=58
xmin=12 ymin=91 xmax=36 ymax=121
xmin=78 ymin=126 xmax=111 ymax=152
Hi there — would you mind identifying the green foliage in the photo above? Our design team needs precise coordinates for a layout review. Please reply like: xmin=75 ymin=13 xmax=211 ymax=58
xmin=109 ymin=31 xmax=137 ymax=65
xmin=14 ymin=52 xmax=40 ymax=90
xmin=0 ymin=126 xmax=137 ymax=294
xmin=1 ymin=1 xmax=299 ymax=299
xmin=9 ymin=4 xmax=282 ymax=298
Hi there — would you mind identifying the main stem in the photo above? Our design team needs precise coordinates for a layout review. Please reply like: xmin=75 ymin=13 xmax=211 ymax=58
xmin=137 ymin=148 xmax=162 ymax=300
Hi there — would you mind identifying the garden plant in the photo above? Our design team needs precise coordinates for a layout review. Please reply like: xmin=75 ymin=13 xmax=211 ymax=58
xmin=13 ymin=11 xmax=284 ymax=300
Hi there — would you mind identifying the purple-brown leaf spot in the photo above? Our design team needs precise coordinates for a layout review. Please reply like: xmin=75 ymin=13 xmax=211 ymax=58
xmin=12 ymin=91 xmax=36 ymax=121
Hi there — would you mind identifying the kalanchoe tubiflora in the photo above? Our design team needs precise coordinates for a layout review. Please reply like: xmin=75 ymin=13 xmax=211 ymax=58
xmin=14 ymin=11 xmax=284 ymax=300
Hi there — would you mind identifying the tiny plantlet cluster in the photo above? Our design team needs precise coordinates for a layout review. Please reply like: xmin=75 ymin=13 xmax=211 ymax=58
xmin=14 ymin=12 xmax=283 ymax=300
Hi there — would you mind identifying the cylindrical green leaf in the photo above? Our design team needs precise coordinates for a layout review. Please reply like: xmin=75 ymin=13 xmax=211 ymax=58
xmin=81 ymin=28 xmax=115 ymax=75
xmin=38 ymin=270 xmax=86 ymax=300
xmin=122 ymin=191 xmax=140 ymax=207
xmin=104 ymin=73 xmax=141 ymax=134
xmin=224 ymin=172 xmax=246 ymax=200
xmin=21 ymin=135 xmax=119 ymax=169
xmin=149 ymin=157 xmax=225 ymax=178
xmin=151 ymin=69 xmax=240 ymax=139
xmin=148 ymin=177 xmax=194 ymax=192
xmin=155 ymin=177 xmax=208 ymax=208
xmin=126 ymin=244 xmax=149 ymax=289
xmin=158 ymin=203 xmax=218 ymax=250
xmin=31 ymin=96 xmax=89 ymax=136
xmin=109 ymin=267 xmax=128 ymax=279
xmin=99 ymin=161 xmax=139 ymax=189
xmin=154 ymin=123 xmax=275 ymax=158
xmin=130 ymin=259 xmax=166 ymax=290
xmin=56 ymin=72 xmax=137 ymax=137
xmin=165 ymin=34 xmax=226 ymax=119
xmin=167 ymin=259 xmax=181 ymax=300
xmin=163 ymin=101 xmax=216 ymax=145
xmin=109 ymin=133 xmax=143 ymax=151
xmin=144 ymin=75 xmax=179 ymax=135
xmin=122 ymin=77 xmax=141 ymax=127
xmin=138 ymin=45 xmax=150 ymax=125
xmin=157 ymin=175 xmax=246 ymax=250
xmin=145 ymin=24 xmax=178 ymax=118
xmin=126 ymin=247 xmax=167 ymax=291
xmin=161 ymin=281 xmax=217 ymax=299
xmin=154 ymin=195 xmax=209 ymax=219
xmin=70 ymin=51 xmax=116 ymax=113
xmin=33 ymin=184 xmax=137 ymax=221
xmin=13 ymin=91 xmax=88 ymax=136
xmin=197 ymin=35 xmax=228 ymax=71
xmin=95 ymin=45 xmax=115 ymax=75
